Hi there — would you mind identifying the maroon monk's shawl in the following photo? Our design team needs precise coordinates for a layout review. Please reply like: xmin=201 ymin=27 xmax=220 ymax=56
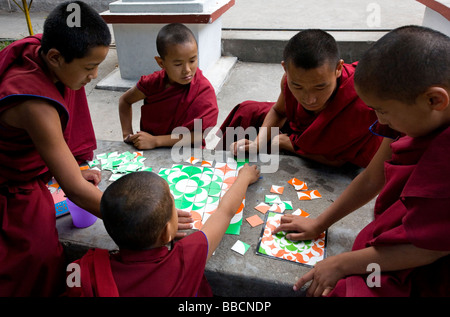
xmin=0 ymin=35 xmax=96 ymax=296
xmin=137 ymin=69 xmax=218 ymax=138
xmin=330 ymin=125 xmax=450 ymax=297
xmin=65 ymin=231 xmax=212 ymax=297
xmin=218 ymin=63 xmax=381 ymax=167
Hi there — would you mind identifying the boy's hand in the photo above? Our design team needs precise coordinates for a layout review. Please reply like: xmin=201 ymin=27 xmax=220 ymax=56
xmin=123 ymin=134 xmax=133 ymax=144
xmin=80 ymin=169 xmax=101 ymax=186
xmin=271 ymin=133 xmax=294 ymax=152
xmin=230 ymin=139 xmax=258 ymax=156
xmin=293 ymin=254 xmax=345 ymax=297
xmin=128 ymin=131 xmax=158 ymax=150
xmin=237 ymin=163 xmax=260 ymax=184
xmin=272 ymin=214 xmax=323 ymax=241
xmin=175 ymin=209 xmax=194 ymax=239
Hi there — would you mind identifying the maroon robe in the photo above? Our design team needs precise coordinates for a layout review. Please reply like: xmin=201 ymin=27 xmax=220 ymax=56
xmin=137 ymin=69 xmax=218 ymax=140
xmin=218 ymin=63 xmax=382 ymax=168
xmin=329 ymin=124 xmax=450 ymax=297
xmin=65 ymin=231 xmax=213 ymax=297
xmin=0 ymin=35 xmax=96 ymax=296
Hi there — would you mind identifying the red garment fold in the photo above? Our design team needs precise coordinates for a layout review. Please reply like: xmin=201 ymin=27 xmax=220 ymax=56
xmin=137 ymin=69 xmax=218 ymax=137
xmin=0 ymin=35 xmax=96 ymax=296
xmin=285 ymin=63 xmax=381 ymax=167
xmin=65 ymin=231 xmax=213 ymax=297
xmin=330 ymin=125 xmax=450 ymax=297
xmin=63 ymin=249 xmax=119 ymax=297
xmin=218 ymin=63 xmax=381 ymax=167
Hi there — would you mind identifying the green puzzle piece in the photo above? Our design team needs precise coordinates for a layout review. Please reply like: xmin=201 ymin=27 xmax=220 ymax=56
xmin=181 ymin=165 xmax=203 ymax=176
xmin=207 ymin=182 xmax=222 ymax=197
xmin=160 ymin=162 xmax=245 ymax=236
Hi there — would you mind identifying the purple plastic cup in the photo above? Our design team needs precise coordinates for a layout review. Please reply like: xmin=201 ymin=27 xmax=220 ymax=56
xmin=66 ymin=198 xmax=97 ymax=228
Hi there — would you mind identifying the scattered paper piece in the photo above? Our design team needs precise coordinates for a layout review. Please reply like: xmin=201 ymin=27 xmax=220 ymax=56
xmin=297 ymin=190 xmax=322 ymax=200
xmin=270 ymin=185 xmax=284 ymax=194
xmin=265 ymin=194 xmax=283 ymax=204
xmin=97 ymin=151 xmax=150 ymax=180
xmin=254 ymin=202 xmax=271 ymax=214
xmin=288 ymin=177 xmax=308 ymax=191
xmin=269 ymin=203 xmax=285 ymax=213
xmin=201 ymin=160 xmax=213 ymax=167
xmin=186 ymin=156 xmax=200 ymax=164
xmin=87 ymin=159 xmax=99 ymax=168
xmin=292 ymin=208 xmax=310 ymax=217
xmin=246 ymin=214 xmax=264 ymax=227
xmin=281 ymin=201 xmax=293 ymax=210
xmin=231 ymin=240 xmax=251 ymax=255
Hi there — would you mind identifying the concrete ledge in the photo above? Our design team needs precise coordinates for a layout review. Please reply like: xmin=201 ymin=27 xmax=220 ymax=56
xmin=95 ymin=68 xmax=137 ymax=92
xmin=222 ymin=30 xmax=388 ymax=64
xmin=101 ymin=0 xmax=235 ymax=24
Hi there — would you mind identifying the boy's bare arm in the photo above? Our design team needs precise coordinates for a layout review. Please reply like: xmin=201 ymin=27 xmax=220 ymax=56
xmin=274 ymin=137 xmax=393 ymax=241
xmin=118 ymin=86 xmax=146 ymax=141
xmin=201 ymin=164 xmax=260 ymax=260
xmin=296 ymin=243 xmax=450 ymax=297
xmin=2 ymin=99 xmax=103 ymax=217
xmin=128 ymin=130 xmax=202 ymax=150
xmin=231 ymin=76 xmax=287 ymax=155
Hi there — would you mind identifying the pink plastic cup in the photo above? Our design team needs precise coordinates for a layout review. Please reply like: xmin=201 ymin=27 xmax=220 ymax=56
xmin=66 ymin=199 xmax=97 ymax=228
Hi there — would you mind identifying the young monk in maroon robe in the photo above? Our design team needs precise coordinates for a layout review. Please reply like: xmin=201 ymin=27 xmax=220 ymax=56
xmin=219 ymin=30 xmax=382 ymax=168
xmin=118 ymin=23 xmax=218 ymax=150
xmin=65 ymin=165 xmax=259 ymax=297
xmin=0 ymin=1 xmax=110 ymax=296
xmin=274 ymin=26 xmax=450 ymax=297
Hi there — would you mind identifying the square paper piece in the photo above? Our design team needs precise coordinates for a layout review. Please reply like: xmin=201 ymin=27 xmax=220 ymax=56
xmin=256 ymin=211 xmax=326 ymax=267
xmin=246 ymin=214 xmax=264 ymax=227
xmin=231 ymin=240 xmax=251 ymax=255
xmin=254 ymin=202 xmax=271 ymax=214
xmin=288 ymin=178 xmax=308 ymax=190
xmin=297 ymin=190 xmax=322 ymax=200
xmin=270 ymin=185 xmax=284 ymax=194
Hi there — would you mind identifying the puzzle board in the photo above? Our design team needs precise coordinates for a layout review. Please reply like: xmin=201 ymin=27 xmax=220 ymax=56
xmin=256 ymin=211 xmax=327 ymax=267
xmin=158 ymin=159 xmax=246 ymax=235
xmin=47 ymin=178 xmax=69 ymax=217
xmin=90 ymin=151 xmax=245 ymax=235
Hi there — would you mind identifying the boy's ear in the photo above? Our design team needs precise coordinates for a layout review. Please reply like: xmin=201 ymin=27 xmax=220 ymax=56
xmin=46 ymin=48 xmax=64 ymax=67
xmin=154 ymin=56 xmax=164 ymax=69
xmin=423 ymin=86 xmax=449 ymax=111
xmin=281 ymin=60 xmax=286 ymax=72
xmin=156 ymin=222 xmax=172 ymax=246
xmin=335 ymin=59 xmax=344 ymax=78
xmin=157 ymin=210 xmax=178 ymax=245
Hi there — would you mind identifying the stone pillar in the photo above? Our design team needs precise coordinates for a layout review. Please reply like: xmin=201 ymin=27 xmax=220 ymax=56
xmin=101 ymin=0 xmax=235 ymax=82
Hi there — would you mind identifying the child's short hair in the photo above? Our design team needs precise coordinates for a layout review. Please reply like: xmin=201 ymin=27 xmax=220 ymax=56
xmin=40 ymin=0 xmax=111 ymax=63
xmin=156 ymin=23 xmax=197 ymax=58
xmin=283 ymin=29 xmax=340 ymax=70
xmin=101 ymin=171 xmax=174 ymax=250
xmin=354 ymin=25 xmax=450 ymax=104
